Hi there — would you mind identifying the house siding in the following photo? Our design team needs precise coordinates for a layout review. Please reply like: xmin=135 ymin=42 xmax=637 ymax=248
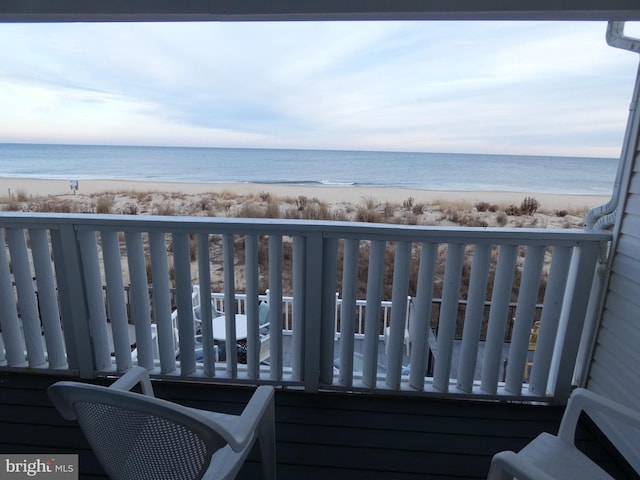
xmin=587 ymin=136 xmax=640 ymax=472
xmin=0 ymin=372 xmax=633 ymax=479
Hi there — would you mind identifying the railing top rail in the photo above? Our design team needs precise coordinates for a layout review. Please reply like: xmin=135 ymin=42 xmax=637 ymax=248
xmin=0 ymin=212 xmax=612 ymax=243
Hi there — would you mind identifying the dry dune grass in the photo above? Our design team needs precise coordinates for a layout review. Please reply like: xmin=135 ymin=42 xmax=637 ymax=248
xmin=0 ymin=188 xmax=588 ymax=230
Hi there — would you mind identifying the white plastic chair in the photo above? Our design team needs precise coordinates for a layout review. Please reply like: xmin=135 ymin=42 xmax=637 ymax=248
xmin=488 ymin=388 xmax=640 ymax=480
xmin=48 ymin=367 xmax=276 ymax=480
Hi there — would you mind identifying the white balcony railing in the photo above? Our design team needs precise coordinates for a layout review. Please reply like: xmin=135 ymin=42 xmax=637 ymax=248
xmin=0 ymin=213 xmax=610 ymax=403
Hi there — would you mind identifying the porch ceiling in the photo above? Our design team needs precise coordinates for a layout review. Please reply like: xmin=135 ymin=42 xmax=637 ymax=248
xmin=0 ymin=0 xmax=639 ymax=23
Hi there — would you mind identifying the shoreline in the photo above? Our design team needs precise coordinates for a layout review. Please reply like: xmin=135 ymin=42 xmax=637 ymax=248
xmin=0 ymin=177 xmax=610 ymax=211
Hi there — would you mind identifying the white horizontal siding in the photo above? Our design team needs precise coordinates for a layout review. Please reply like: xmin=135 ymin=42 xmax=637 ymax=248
xmin=588 ymin=146 xmax=640 ymax=473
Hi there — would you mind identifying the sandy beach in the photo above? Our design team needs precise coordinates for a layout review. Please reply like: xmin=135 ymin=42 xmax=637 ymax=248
xmin=0 ymin=177 xmax=610 ymax=212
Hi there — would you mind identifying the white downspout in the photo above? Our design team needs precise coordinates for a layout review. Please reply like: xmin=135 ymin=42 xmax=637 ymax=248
xmin=585 ymin=22 xmax=640 ymax=231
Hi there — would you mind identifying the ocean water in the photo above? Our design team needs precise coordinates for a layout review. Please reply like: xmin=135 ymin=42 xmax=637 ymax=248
xmin=0 ymin=143 xmax=619 ymax=195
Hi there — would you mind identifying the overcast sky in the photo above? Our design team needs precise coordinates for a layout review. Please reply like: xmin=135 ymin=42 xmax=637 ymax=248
xmin=0 ymin=21 xmax=639 ymax=157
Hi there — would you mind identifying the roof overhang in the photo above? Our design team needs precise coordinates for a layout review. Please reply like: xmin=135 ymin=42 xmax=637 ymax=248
xmin=1 ymin=0 xmax=640 ymax=23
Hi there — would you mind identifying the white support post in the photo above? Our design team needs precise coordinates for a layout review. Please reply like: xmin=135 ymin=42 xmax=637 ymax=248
xmin=52 ymin=225 xmax=93 ymax=376
xmin=172 ymin=232 xmax=196 ymax=375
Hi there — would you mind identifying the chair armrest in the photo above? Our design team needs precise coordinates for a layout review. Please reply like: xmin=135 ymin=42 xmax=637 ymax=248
xmin=558 ymin=388 xmax=640 ymax=443
xmin=109 ymin=366 xmax=155 ymax=397
xmin=488 ymin=451 xmax=556 ymax=480
xmin=228 ymin=386 xmax=275 ymax=449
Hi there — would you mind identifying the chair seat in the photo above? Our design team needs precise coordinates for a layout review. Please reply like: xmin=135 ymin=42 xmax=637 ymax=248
xmin=519 ymin=433 xmax=613 ymax=480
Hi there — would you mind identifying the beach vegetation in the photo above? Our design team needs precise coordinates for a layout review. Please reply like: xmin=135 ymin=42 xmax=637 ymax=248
xmin=505 ymin=204 xmax=521 ymax=215
xmin=555 ymin=209 xmax=568 ymax=217
xmin=258 ymin=191 xmax=271 ymax=202
xmin=295 ymin=195 xmax=308 ymax=210
xmin=155 ymin=202 xmax=176 ymax=216
xmin=189 ymin=235 xmax=198 ymax=262
xmin=412 ymin=203 xmax=426 ymax=215
xmin=15 ymin=189 xmax=28 ymax=202
xmin=475 ymin=201 xmax=491 ymax=212
xmin=217 ymin=190 xmax=240 ymax=201
xmin=31 ymin=198 xmax=78 ymax=213
xmin=382 ymin=202 xmax=395 ymax=220
xmin=95 ymin=194 xmax=114 ymax=214
xmin=3 ymin=197 xmax=22 ymax=211
xmin=360 ymin=196 xmax=378 ymax=210
xmin=265 ymin=199 xmax=281 ymax=218
xmin=355 ymin=205 xmax=384 ymax=223
xmin=520 ymin=196 xmax=540 ymax=215
xmin=122 ymin=203 xmax=138 ymax=215
xmin=237 ymin=202 xmax=265 ymax=218
xmin=402 ymin=197 xmax=414 ymax=210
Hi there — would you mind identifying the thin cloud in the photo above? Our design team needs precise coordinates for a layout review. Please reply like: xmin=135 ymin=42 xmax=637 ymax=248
xmin=0 ymin=21 xmax=637 ymax=156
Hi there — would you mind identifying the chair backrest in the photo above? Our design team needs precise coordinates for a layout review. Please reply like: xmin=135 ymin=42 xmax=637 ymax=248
xmin=48 ymin=382 xmax=227 ymax=480
xmin=259 ymin=302 xmax=270 ymax=327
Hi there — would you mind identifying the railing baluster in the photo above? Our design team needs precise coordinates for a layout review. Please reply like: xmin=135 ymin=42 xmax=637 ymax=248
xmin=362 ymin=240 xmax=385 ymax=388
xmin=409 ymin=242 xmax=438 ymax=390
xmin=6 ymin=228 xmax=45 ymax=367
xmin=102 ymin=231 xmax=133 ymax=372
xmin=0 ymin=228 xmax=26 ymax=366
xmin=505 ymin=245 xmax=545 ymax=393
xmin=386 ymin=241 xmax=412 ymax=389
xmin=77 ymin=230 xmax=112 ymax=371
xmin=125 ymin=232 xmax=154 ymax=371
xmin=433 ymin=243 xmax=465 ymax=392
xmin=529 ymin=246 xmax=572 ymax=394
xmin=481 ymin=244 xmax=518 ymax=394
xmin=244 ymin=234 xmax=259 ymax=379
xmin=268 ymin=235 xmax=283 ymax=380
xmin=457 ymin=244 xmax=492 ymax=393
xmin=29 ymin=229 xmax=66 ymax=368
xmin=339 ymin=239 xmax=360 ymax=387
xmin=149 ymin=232 xmax=178 ymax=374
xmin=173 ymin=232 xmax=196 ymax=375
